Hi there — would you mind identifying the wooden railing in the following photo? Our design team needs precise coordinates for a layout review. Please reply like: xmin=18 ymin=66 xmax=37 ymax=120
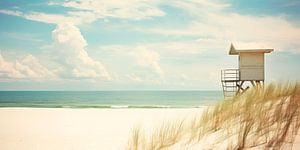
xmin=221 ymin=69 xmax=240 ymax=81
xmin=221 ymin=69 xmax=240 ymax=98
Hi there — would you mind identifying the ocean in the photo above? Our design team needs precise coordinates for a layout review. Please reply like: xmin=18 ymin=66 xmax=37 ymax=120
xmin=0 ymin=91 xmax=223 ymax=108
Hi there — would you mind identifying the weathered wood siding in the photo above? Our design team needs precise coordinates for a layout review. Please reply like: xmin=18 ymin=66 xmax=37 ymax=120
xmin=239 ymin=52 xmax=264 ymax=80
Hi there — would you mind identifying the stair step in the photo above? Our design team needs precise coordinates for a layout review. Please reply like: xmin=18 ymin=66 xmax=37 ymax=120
xmin=222 ymin=80 xmax=239 ymax=82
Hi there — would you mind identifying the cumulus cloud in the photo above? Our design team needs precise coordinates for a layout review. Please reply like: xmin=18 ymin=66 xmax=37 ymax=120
xmin=130 ymin=46 xmax=164 ymax=76
xmin=52 ymin=23 xmax=111 ymax=79
xmin=0 ymin=0 xmax=167 ymax=81
xmin=0 ymin=52 xmax=56 ymax=81
xmin=0 ymin=16 xmax=111 ymax=81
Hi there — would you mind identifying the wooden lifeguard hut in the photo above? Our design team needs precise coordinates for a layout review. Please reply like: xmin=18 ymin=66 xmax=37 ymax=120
xmin=221 ymin=44 xmax=274 ymax=97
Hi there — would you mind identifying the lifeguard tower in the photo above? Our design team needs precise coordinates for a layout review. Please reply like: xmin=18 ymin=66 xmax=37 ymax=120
xmin=221 ymin=44 xmax=274 ymax=97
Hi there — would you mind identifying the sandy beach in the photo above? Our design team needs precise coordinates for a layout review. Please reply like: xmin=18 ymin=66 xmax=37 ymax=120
xmin=1 ymin=107 xmax=300 ymax=150
xmin=0 ymin=108 xmax=202 ymax=150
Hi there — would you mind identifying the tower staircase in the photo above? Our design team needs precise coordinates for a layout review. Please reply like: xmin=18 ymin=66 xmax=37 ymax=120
xmin=221 ymin=69 xmax=240 ymax=98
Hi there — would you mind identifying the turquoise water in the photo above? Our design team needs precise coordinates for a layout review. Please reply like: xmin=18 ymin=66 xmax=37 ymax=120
xmin=0 ymin=91 xmax=222 ymax=108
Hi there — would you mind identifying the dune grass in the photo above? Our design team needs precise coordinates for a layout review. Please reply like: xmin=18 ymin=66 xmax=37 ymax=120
xmin=127 ymin=82 xmax=300 ymax=149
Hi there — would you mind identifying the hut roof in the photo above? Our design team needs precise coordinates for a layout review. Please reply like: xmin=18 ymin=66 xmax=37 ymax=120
xmin=229 ymin=43 xmax=274 ymax=55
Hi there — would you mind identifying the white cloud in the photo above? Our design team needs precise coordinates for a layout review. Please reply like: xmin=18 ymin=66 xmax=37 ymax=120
xmin=0 ymin=9 xmax=22 ymax=16
xmin=62 ymin=0 xmax=165 ymax=20
xmin=2 ymin=1 xmax=300 ymax=55
xmin=168 ymin=0 xmax=230 ymax=16
xmin=0 ymin=1 xmax=167 ymax=81
xmin=24 ymin=12 xmax=81 ymax=25
xmin=126 ymin=73 xmax=143 ymax=83
xmin=130 ymin=1 xmax=300 ymax=53
xmin=0 ymin=52 xmax=56 ymax=81
xmin=0 ymin=10 xmax=112 ymax=80
xmin=0 ymin=0 xmax=166 ymax=25
xmin=94 ymin=39 xmax=225 ymax=83
xmin=52 ymin=23 xmax=111 ymax=79
xmin=0 ymin=9 xmax=82 ymax=25
xmin=144 ymin=41 xmax=212 ymax=55
xmin=66 ymin=11 xmax=99 ymax=24
xmin=130 ymin=46 xmax=164 ymax=77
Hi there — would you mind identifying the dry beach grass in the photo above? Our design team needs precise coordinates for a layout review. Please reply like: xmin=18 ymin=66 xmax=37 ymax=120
xmin=127 ymin=82 xmax=300 ymax=149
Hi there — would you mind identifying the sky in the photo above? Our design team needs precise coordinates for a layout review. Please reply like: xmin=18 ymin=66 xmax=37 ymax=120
xmin=0 ymin=0 xmax=299 ymax=90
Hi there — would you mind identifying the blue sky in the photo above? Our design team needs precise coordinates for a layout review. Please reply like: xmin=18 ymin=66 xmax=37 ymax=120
xmin=0 ymin=0 xmax=299 ymax=90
